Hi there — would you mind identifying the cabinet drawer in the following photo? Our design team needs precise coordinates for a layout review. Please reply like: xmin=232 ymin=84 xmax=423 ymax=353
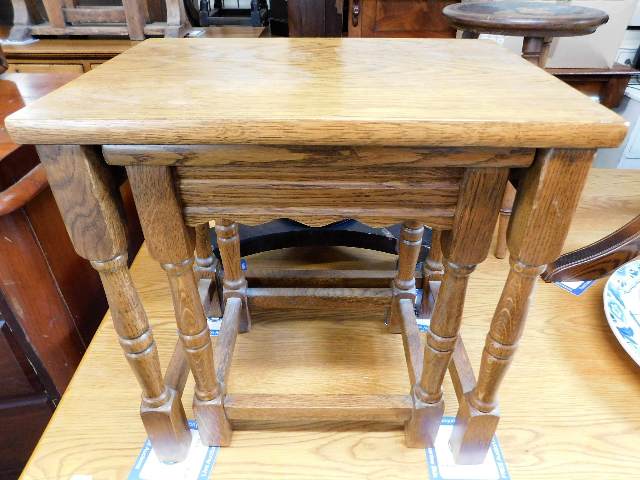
xmin=7 ymin=63 xmax=84 ymax=74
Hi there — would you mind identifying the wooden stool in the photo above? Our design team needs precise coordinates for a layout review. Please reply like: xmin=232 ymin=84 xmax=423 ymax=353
xmin=443 ymin=0 xmax=609 ymax=259
xmin=6 ymin=38 xmax=625 ymax=465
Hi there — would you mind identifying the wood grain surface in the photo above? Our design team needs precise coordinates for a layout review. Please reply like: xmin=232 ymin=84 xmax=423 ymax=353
xmin=19 ymin=169 xmax=640 ymax=479
xmin=5 ymin=38 xmax=626 ymax=147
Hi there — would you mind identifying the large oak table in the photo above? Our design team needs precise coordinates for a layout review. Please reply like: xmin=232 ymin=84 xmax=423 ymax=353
xmin=18 ymin=168 xmax=640 ymax=479
xmin=6 ymin=38 xmax=627 ymax=467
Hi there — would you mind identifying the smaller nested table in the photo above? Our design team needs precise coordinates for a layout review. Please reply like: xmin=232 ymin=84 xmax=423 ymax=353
xmin=6 ymin=38 xmax=626 ymax=466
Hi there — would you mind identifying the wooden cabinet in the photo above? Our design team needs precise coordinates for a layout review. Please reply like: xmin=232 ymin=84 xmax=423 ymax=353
xmin=349 ymin=0 xmax=459 ymax=37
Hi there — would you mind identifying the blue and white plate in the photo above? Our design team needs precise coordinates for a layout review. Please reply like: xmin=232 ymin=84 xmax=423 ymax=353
xmin=604 ymin=259 xmax=640 ymax=366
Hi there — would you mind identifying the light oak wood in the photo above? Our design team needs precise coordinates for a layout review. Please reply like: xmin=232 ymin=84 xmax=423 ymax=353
xmin=387 ymin=221 xmax=423 ymax=333
xmin=407 ymin=167 xmax=508 ymax=448
xmin=125 ymin=165 xmax=231 ymax=446
xmin=5 ymin=39 xmax=626 ymax=147
xmin=9 ymin=36 xmax=628 ymax=466
xmin=247 ymin=287 xmax=392 ymax=309
xmin=450 ymin=149 xmax=595 ymax=463
xmin=35 ymin=145 xmax=191 ymax=463
xmin=421 ymin=229 xmax=444 ymax=314
xmin=176 ymin=170 xmax=460 ymax=228
xmin=399 ymin=298 xmax=423 ymax=385
xmin=18 ymin=169 xmax=640 ymax=479
xmin=224 ymin=394 xmax=413 ymax=422
xmin=215 ymin=220 xmax=251 ymax=333
xmin=495 ymin=182 xmax=517 ymax=259
xmin=103 ymin=144 xmax=535 ymax=168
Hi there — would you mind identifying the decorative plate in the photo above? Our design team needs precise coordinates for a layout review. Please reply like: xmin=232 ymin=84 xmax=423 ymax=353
xmin=604 ymin=259 xmax=640 ymax=366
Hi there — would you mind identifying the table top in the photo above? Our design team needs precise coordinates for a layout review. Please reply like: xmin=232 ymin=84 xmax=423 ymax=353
xmin=1 ymin=73 xmax=79 ymax=158
xmin=5 ymin=38 xmax=626 ymax=148
xmin=19 ymin=168 xmax=640 ymax=479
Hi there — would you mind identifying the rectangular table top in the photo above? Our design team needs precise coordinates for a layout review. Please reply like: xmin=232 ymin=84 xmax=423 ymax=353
xmin=6 ymin=38 xmax=626 ymax=148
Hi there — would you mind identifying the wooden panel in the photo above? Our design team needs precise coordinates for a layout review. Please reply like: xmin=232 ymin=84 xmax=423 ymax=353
xmin=6 ymin=38 xmax=626 ymax=148
xmin=225 ymin=394 xmax=412 ymax=422
xmin=247 ymin=287 xmax=392 ymax=309
xmin=0 ymin=320 xmax=39 ymax=398
xmin=362 ymin=0 xmax=458 ymax=38
xmin=6 ymin=63 xmax=84 ymax=74
xmin=103 ymin=145 xmax=534 ymax=168
xmin=63 ymin=6 xmax=126 ymax=24
xmin=176 ymin=163 xmax=462 ymax=185
xmin=175 ymin=165 xmax=460 ymax=228
xmin=0 ymin=396 xmax=52 ymax=479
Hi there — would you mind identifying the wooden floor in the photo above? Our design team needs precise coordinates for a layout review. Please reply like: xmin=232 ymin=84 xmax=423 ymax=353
xmin=20 ymin=169 xmax=640 ymax=479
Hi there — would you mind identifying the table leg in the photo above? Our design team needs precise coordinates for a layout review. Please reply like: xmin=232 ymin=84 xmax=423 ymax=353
xmin=215 ymin=220 xmax=251 ymax=333
xmin=36 ymin=146 xmax=190 ymax=462
xmin=388 ymin=221 xmax=424 ymax=333
xmin=406 ymin=168 xmax=508 ymax=447
xmin=522 ymin=36 xmax=553 ymax=67
xmin=450 ymin=149 xmax=594 ymax=463
xmin=421 ymin=229 xmax=443 ymax=316
xmin=127 ymin=165 xmax=232 ymax=446
xmin=494 ymin=182 xmax=517 ymax=259
xmin=194 ymin=223 xmax=222 ymax=318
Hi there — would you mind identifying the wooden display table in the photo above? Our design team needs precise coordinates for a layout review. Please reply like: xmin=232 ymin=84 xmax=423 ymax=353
xmin=6 ymin=38 xmax=626 ymax=465
xmin=17 ymin=168 xmax=640 ymax=479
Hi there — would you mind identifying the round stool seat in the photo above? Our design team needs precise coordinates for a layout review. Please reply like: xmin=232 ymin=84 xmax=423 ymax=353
xmin=443 ymin=1 xmax=609 ymax=38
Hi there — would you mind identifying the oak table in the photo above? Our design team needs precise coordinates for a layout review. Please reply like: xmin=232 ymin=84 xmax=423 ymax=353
xmin=17 ymin=169 xmax=640 ymax=480
xmin=6 ymin=38 xmax=626 ymax=465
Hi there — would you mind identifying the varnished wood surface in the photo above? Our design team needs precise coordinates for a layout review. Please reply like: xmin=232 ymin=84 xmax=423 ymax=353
xmin=443 ymin=1 xmax=609 ymax=37
xmin=6 ymin=38 xmax=626 ymax=147
xmin=19 ymin=168 xmax=640 ymax=479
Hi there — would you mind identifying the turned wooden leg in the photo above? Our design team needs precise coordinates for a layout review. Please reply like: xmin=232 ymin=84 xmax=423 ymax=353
xmin=215 ymin=220 xmax=251 ymax=333
xmin=388 ymin=221 xmax=424 ymax=333
xmin=37 ymin=146 xmax=190 ymax=462
xmin=421 ymin=229 xmax=444 ymax=316
xmin=127 ymin=165 xmax=232 ymax=446
xmin=406 ymin=168 xmax=509 ymax=448
xmin=494 ymin=182 xmax=516 ymax=259
xmin=522 ymin=36 xmax=553 ymax=67
xmin=194 ymin=223 xmax=223 ymax=318
xmin=8 ymin=0 xmax=33 ymax=42
xmin=165 ymin=0 xmax=187 ymax=37
xmin=450 ymin=149 xmax=594 ymax=463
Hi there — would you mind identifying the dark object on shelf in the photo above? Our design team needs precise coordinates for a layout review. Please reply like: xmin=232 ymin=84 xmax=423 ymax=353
xmin=287 ymin=0 xmax=347 ymax=36
xmin=209 ymin=219 xmax=432 ymax=260
xmin=269 ymin=0 xmax=289 ymax=36
xmin=542 ymin=215 xmax=640 ymax=282
xmin=198 ymin=0 xmax=269 ymax=27
xmin=0 ymin=72 xmax=143 ymax=479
